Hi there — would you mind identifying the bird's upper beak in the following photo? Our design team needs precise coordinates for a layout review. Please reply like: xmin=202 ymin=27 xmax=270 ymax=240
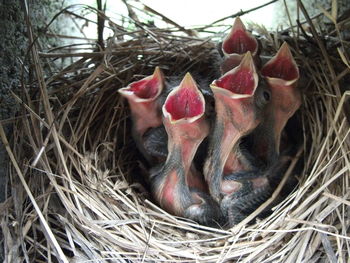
xmin=261 ymin=42 xmax=299 ymax=87
xmin=222 ymin=17 xmax=258 ymax=57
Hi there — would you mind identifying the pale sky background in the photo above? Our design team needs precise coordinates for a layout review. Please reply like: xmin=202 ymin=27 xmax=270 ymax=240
xmin=64 ymin=0 xmax=280 ymax=40
xmin=140 ymin=0 xmax=276 ymax=28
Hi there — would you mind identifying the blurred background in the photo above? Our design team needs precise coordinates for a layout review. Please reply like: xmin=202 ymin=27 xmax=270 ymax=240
xmin=58 ymin=0 xmax=332 ymax=41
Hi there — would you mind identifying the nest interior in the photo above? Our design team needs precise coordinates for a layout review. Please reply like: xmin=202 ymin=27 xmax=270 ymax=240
xmin=1 ymin=1 xmax=349 ymax=262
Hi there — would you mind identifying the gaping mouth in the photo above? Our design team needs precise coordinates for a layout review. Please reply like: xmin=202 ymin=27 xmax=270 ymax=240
xmin=119 ymin=66 xmax=164 ymax=100
xmin=163 ymin=73 xmax=205 ymax=122
xmin=212 ymin=51 xmax=258 ymax=97
xmin=222 ymin=17 xmax=258 ymax=56
xmin=261 ymin=42 xmax=299 ymax=82
xmin=129 ymin=78 xmax=160 ymax=99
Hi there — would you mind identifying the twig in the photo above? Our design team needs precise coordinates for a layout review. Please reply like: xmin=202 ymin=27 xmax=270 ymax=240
xmin=296 ymin=19 xmax=317 ymax=45
xmin=283 ymin=9 xmax=330 ymax=31
xmin=210 ymin=0 xmax=279 ymax=25
xmin=323 ymin=192 xmax=350 ymax=207
xmin=0 ymin=121 xmax=69 ymax=263
xmin=297 ymin=0 xmax=340 ymax=97
xmin=96 ymin=0 xmax=106 ymax=50
xmin=320 ymin=233 xmax=338 ymax=263
xmin=142 ymin=4 xmax=197 ymax=37
xmin=122 ymin=0 xmax=140 ymax=23
xmin=38 ymin=49 xmax=193 ymax=58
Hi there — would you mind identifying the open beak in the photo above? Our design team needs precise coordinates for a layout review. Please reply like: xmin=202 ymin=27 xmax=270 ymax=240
xmin=162 ymin=72 xmax=209 ymax=192
xmin=221 ymin=17 xmax=259 ymax=73
xmin=204 ymin=52 xmax=260 ymax=201
xmin=155 ymin=72 xmax=208 ymax=214
xmin=150 ymin=73 xmax=223 ymax=226
xmin=118 ymin=66 xmax=165 ymax=136
xmin=254 ymin=42 xmax=301 ymax=161
xmin=261 ymin=42 xmax=299 ymax=86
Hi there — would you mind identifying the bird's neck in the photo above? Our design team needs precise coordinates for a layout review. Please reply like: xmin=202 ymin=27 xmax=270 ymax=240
xmin=128 ymin=99 xmax=162 ymax=136
xmin=165 ymin=117 xmax=208 ymax=173
xmin=213 ymin=93 xmax=251 ymax=168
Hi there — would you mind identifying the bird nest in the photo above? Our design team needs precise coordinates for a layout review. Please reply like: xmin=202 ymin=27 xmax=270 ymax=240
xmin=1 ymin=1 xmax=349 ymax=262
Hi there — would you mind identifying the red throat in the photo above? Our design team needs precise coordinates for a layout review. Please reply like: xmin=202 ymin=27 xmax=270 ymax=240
xmin=212 ymin=51 xmax=257 ymax=97
xmin=164 ymin=73 xmax=204 ymax=122
xmin=223 ymin=30 xmax=257 ymax=55
xmin=214 ymin=68 xmax=255 ymax=95
xmin=261 ymin=42 xmax=299 ymax=82
xmin=164 ymin=88 xmax=204 ymax=121
xmin=222 ymin=17 xmax=258 ymax=56
xmin=119 ymin=66 xmax=164 ymax=101
xmin=129 ymin=77 xmax=161 ymax=99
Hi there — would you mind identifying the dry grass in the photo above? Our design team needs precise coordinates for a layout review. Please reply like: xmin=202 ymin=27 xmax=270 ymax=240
xmin=1 ymin=0 xmax=349 ymax=262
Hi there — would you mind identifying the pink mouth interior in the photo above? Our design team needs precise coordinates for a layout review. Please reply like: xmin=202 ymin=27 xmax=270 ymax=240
xmin=128 ymin=77 xmax=160 ymax=99
xmin=223 ymin=30 xmax=257 ymax=55
xmin=262 ymin=57 xmax=298 ymax=81
xmin=215 ymin=68 xmax=255 ymax=95
xmin=165 ymin=86 xmax=204 ymax=121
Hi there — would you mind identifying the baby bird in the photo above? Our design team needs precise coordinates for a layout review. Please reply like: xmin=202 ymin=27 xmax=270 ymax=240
xmin=118 ymin=67 xmax=165 ymax=163
xmin=249 ymin=42 xmax=300 ymax=165
xmin=149 ymin=73 xmax=223 ymax=227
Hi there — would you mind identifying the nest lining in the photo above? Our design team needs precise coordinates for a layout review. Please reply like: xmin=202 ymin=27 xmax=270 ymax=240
xmin=1 ymin=2 xmax=349 ymax=262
